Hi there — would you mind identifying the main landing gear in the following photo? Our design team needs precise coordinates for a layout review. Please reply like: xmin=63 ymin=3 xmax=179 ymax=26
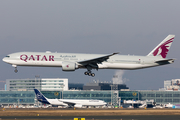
xmin=84 ymin=71 xmax=95 ymax=77
xmin=84 ymin=66 xmax=95 ymax=77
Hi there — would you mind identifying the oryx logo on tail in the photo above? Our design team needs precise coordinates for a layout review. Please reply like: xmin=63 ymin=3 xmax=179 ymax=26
xmin=153 ymin=38 xmax=174 ymax=58
xmin=147 ymin=35 xmax=175 ymax=58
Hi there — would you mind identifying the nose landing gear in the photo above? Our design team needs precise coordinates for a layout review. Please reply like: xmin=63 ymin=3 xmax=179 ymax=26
xmin=12 ymin=65 xmax=18 ymax=73
xmin=14 ymin=68 xmax=18 ymax=73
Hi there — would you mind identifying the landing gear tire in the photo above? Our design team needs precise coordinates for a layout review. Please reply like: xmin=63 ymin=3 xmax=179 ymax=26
xmin=84 ymin=72 xmax=88 ymax=75
xmin=14 ymin=69 xmax=18 ymax=73
xmin=91 ymin=73 xmax=95 ymax=77
xmin=88 ymin=73 xmax=92 ymax=76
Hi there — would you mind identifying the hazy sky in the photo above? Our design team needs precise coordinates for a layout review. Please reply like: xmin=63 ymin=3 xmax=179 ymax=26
xmin=0 ymin=0 xmax=180 ymax=90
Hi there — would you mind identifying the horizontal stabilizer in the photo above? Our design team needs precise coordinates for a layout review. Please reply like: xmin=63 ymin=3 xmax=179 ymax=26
xmin=155 ymin=59 xmax=175 ymax=63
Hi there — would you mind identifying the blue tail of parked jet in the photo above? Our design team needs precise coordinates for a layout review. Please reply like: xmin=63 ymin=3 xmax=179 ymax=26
xmin=34 ymin=89 xmax=50 ymax=104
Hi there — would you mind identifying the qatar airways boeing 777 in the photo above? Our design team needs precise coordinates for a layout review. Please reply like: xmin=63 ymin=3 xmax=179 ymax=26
xmin=3 ymin=35 xmax=175 ymax=77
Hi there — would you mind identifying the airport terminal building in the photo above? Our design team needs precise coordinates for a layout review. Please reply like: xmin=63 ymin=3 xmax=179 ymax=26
xmin=1 ymin=90 xmax=180 ymax=106
xmin=1 ymin=78 xmax=180 ymax=107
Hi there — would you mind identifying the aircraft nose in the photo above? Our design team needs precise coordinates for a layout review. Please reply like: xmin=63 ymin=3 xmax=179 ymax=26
xmin=2 ymin=56 xmax=9 ymax=63
xmin=2 ymin=57 xmax=6 ymax=62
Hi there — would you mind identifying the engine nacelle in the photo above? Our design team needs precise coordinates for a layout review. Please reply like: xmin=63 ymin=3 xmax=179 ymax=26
xmin=74 ymin=104 xmax=82 ymax=108
xmin=62 ymin=61 xmax=77 ymax=71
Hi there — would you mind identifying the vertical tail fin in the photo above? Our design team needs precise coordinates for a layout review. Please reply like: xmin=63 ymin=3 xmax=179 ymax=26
xmin=34 ymin=89 xmax=50 ymax=104
xmin=147 ymin=35 xmax=175 ymax=58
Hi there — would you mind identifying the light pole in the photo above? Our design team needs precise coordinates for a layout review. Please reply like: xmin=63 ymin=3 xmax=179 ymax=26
xmin=118 ymin=97 xmax=121 ymax=107
xmin=60 ymin=84 xmax=65 ymax=99
xmin=110 ymin=85 xmax=113 ymax=106
xmin=35 ymin=75 xmax=40 ymax=90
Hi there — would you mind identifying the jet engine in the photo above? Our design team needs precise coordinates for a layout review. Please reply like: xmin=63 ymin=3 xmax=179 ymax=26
xmin=74 ymin=104 xmax=82 ymax=108
xmin=62 ymin=61 xmax=77 ymax=71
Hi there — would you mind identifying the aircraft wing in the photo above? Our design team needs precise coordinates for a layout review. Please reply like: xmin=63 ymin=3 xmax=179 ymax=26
xmin=78 ymin=52 xmax=119 ymax=69
xmin=58 ymin=100 xmax=76 ymax=106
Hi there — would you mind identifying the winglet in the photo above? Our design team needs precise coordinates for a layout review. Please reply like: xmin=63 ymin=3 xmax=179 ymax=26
xmin=111 ymin=52 xmax=119 ymax=56
xmin=147 ymin=35 xmax=175 ymax=58
xmin=34 ymin=89 xmax=50 ymax=104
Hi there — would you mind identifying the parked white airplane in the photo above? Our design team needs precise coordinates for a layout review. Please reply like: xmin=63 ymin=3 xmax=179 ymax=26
xmin=164 ymin=103 xmax=173 ymax=108
xmin=34 ymin=89 xmax=107 ymax=108
xmin=3 ymin=35 xmax=175 ymax=77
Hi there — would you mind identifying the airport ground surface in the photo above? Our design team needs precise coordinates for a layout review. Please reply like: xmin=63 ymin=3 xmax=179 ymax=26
xmin=1 ymin=108 xmax=180 ymax=120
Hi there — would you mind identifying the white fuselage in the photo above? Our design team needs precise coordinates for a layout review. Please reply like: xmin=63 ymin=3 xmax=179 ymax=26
xmin=2 ymin=52 xmax=172 ymax=70
xmin=47 ymin=98 xmax=106 ymax=106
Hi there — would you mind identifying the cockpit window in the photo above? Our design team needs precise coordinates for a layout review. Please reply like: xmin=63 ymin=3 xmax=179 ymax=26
xmin=6 ymin=56 xmax=10 ymax=58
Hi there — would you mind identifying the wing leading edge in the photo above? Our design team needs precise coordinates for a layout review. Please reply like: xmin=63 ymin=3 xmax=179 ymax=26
xmin=78 ymin=52 xmax=119 ymax=67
